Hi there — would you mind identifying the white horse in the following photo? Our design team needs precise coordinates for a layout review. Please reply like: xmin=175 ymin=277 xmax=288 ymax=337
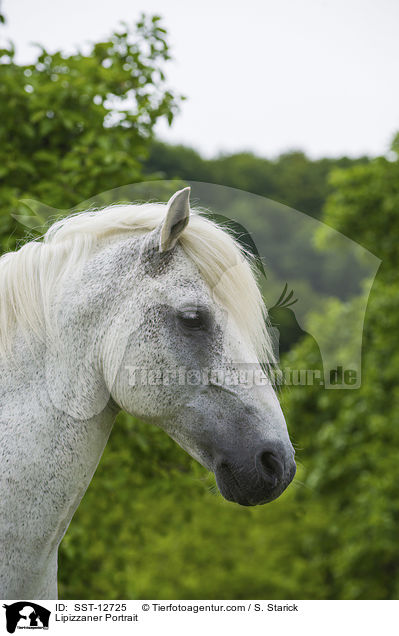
xmin=0 ymin=187 xmax=296 ymax=599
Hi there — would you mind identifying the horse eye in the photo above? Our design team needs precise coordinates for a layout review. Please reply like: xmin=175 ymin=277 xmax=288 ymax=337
xmin=178 ymin=310 xmax=204 ymax=330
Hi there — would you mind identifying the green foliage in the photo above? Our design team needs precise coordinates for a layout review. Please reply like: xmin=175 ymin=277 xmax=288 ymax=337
xmin=280 ymin=140 xmax=399 ymax=599
xmin=0 ymin=15 xmax=181 ymax=252
xmin=144 ymin=141 xmax=369 ymax=218
xmin=322 ymin=155 xmax=399 ymax=272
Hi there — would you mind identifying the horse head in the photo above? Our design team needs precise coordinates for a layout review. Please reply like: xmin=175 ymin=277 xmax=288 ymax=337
xmin=105 ymin=188 xmax=296 ymax=505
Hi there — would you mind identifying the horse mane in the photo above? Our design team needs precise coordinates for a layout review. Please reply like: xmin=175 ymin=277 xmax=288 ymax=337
xmin=0 ymin=203 xmax=274 ymax=363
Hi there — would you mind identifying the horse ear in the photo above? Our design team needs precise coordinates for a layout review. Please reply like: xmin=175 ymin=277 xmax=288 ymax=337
xmin=160 ymin=187 xmax=191 ymax=252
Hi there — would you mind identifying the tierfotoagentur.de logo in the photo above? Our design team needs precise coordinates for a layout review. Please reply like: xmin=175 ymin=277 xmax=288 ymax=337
xmin=2 ymin=603 xmax=51 ymax=633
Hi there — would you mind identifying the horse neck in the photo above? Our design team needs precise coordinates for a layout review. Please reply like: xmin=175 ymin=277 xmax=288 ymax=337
xmin=0 ymin=337 xmax=117 ymax=599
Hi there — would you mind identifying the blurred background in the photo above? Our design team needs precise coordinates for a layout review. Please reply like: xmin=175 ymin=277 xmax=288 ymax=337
xmin=1 ymin=0 xmax=398 ymax=599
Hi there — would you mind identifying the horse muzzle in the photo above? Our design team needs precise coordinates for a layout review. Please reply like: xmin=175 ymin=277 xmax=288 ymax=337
xmin=214 ymin=441 xmax=296 ymax=506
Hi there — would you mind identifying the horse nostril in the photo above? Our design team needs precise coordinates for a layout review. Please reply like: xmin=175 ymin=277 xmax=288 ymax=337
xmin=258 ymin=448 xmax=285 ymax=487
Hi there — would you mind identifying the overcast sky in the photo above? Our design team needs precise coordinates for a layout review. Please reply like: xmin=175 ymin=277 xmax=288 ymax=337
xmin=3 ymin=0 xmax=399 ymax=158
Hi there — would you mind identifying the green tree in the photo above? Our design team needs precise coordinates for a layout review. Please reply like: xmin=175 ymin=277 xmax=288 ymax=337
xmin=281 ymin=137 xmax=399 ymax=598
xmin=0 ymin=14 xmax=181 ymax=252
